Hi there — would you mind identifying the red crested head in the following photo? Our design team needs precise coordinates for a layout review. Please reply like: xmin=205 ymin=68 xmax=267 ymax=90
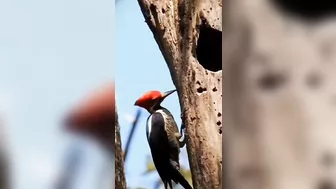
xmin=134 ymin=89 xmax=176 ymax=111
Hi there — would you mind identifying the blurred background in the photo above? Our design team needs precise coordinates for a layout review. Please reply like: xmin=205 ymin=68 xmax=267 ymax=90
xmin=0 ymin=0 xmax=114 ymax=189
xmin=115 ymin=0 xmax=191 ymax=188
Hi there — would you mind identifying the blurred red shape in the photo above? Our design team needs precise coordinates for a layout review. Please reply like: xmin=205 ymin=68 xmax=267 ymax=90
xmin=64 ymin=82 xmax=115 ymax=152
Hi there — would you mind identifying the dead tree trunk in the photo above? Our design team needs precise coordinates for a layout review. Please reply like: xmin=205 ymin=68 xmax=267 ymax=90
xmin=223 ymin=0 xmax=336 ymax=189
xmin=137 ymin=0 xmax=222 ymax=188
xmin=115 ymin=108 xmax=126 ymax=189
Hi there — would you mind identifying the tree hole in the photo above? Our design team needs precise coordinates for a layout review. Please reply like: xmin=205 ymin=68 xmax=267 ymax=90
xmin=321 ymin=152 xmax=334 ymax=168
xmin=306 ymin=71 xmax=322 ymax=89
xmin=317 ymin=179 xmax=334 ymax=189
xmin=258 ymin=72 xmax=286 ymax=91
xmin=320 ymin=41 xmax=335 ymax=60
xmin=217 ymin=121 xmax=221 ymax=126
xmin=239 ymin=166 xmax=263 ymax=182
xmin=196 ymin=20 xmax=222 ymax=72
xmin=197 ymin=86 xmax=207 ymax=93
xmin=217 ymin=112 xmax=222 ymax=117
xmin=272 ymin=0 xmax=336 ymax=21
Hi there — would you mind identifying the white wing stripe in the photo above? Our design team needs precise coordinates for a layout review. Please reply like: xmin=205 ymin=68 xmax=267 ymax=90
xmin=156 ymin=109 xmax=167 ymax=120
xmin=146 ymin=110 xmax=169 ymax=141
xmin=146 ymin=114 xmax=153 ymax=141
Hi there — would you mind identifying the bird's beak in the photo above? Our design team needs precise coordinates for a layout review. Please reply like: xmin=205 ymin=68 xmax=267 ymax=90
xmin=161 ymin=89 xmax=176 ymax=99
xmin=134 ymin=99 xmax=140 ymax=106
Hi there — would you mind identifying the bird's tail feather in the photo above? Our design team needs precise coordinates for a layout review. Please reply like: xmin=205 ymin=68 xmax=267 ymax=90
xmin=168 ymin=180 xmax=173 ymax=189
xmin=171 ymin=168 xmax=193 ymax=189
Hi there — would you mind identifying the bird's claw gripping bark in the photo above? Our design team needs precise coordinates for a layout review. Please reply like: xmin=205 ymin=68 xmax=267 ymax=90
xmin=181 ymin=122 xmax=186 ymax=129
xmin=174 ymin=132 xmax=182 ymax=139
xmin=178 ymin=109 xmax=187 ymax=148
xmin=170 ymin=159 xmax=180 ymax=170
xmin=178 ymin=123 xmax=186 ymax=148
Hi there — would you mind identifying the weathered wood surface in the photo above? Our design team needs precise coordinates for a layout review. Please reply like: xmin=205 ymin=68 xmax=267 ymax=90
xmin=223 ymin=1 xmax=336 ymax=189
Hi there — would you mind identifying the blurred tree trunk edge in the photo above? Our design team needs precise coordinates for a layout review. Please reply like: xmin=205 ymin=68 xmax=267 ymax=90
xmin=115 ymin=107 xmax=127 ymax=189
xmin=137 ymin=0 xmax=222 ymax=189
xmin=0 ymin=148 xmax=9 ymax=189
xmin=0 ymin=121 xmax=9 ymax=189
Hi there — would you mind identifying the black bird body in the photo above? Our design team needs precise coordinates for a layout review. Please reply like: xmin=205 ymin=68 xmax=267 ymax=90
xmin=146 ymin=107 xmax=192 ymax=189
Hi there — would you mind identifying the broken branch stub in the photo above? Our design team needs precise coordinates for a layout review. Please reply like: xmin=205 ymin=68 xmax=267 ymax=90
xmin=137 ymin=0 xmax=222 ymax=188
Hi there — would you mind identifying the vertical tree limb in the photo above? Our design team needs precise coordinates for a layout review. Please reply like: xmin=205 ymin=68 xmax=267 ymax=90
xmin=115 ymin=107 xmax=127 ymax=189
xmin=0 ymin=121 xmax=9 ymax=189
xmin=123 ymin=109 xmax=141 ymax=162
xmin=0 ymin=144 xmax=9 ymax=189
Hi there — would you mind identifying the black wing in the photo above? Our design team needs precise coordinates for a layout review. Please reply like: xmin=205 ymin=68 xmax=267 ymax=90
xmin=147 ymin=112 xmax=172 ymax=184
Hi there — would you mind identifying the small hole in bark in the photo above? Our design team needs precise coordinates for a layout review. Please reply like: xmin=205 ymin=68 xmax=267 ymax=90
xmin=218 ymin=112 xmax=222 ymax=117
xmin=258 ymin=72 xmax=286 ymax=91
xmin=162 ymin=8 xmax=166 ymax=13
xmin=317 ymin=180 xmax=334 ymax=189
xmin=212 ymin=87 xmax=218 ymax=92
xmin=219 ymin=127 xmax=222 ymax=134
xmin=213 ymin=102 xmax=216 ymax=104
xmin=321 ymin=152 xmax=334 ymax=168
xmin=320 ymin=42 xmax=335 ymax=60
xmin=306 ymin=72 xmax=322 ymax=89
xmin=217 ymin=121 xmax=221 ymax=126
xmin=239 ymin=166 xmax=263 ymax=182
xmin=196 ymin=81 xmax=201 ymax=85
xmin=196 ymin=20 xmax=222 ymax=72
xmin=197 ymin=87 xmax=207 ymax=93
xmin=272 ymin=0 xmax=336 ymax=21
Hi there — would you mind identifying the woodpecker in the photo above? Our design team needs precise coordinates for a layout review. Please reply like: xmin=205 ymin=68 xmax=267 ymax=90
xmin=135 ymin=89 xmax=192 ymax=189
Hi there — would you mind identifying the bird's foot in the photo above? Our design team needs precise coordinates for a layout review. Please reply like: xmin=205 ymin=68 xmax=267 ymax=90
xmin=180 ymin=123 xmax=185 ymax=132
xmin=175 ymin=132 xmax=182 ymax=139
xmin=170 ymin=160 xmax=180 ymax=170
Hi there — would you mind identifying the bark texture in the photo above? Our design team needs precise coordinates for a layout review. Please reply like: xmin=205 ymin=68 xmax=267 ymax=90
xmin=137 ymin=0 xmax=222 ymax=188
xmin=115 ymin=109 xmax=127 ymax=189
xmin=223 ymin=1 xmax=336 ymax=189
